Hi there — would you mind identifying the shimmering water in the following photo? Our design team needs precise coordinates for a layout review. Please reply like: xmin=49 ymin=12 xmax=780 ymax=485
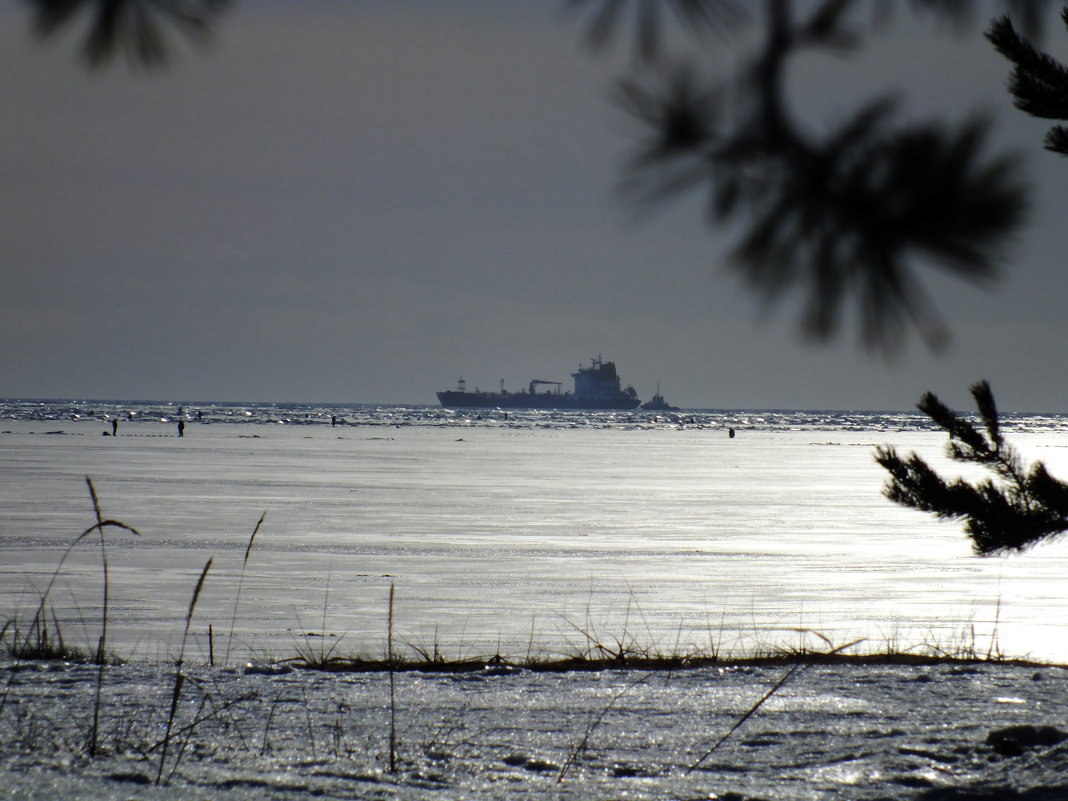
xmin=3 ymin=399 xmax=1068 ymax=662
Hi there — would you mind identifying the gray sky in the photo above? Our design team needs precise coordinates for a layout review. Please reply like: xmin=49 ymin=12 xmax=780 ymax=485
xmin=4 ymin=1 xmax=1068 ymax=411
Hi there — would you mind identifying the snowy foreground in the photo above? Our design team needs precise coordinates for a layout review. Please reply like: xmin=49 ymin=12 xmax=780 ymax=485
xmin=3 ymin=657 xmax=1068 ymax=800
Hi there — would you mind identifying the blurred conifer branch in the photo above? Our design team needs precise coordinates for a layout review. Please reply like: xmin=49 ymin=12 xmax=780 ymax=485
xmin=574 ymin=0 xmax=1045 ymax=354
xmin=566 ymin=0 xmax=749 ymax=63
xmin=875 ymin=381 xmax=1068 ymax=555
xmin=27 ymin=0 xmax=231 ymax=69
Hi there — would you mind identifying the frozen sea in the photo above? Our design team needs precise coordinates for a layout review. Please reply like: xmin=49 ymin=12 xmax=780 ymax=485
xmin=5 ymin=399 xmax=1068 ymax=801
xmin=4 ymin=398 xmax=1068 ymax=666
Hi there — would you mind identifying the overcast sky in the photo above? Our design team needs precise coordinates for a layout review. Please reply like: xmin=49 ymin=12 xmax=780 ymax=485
xmin=4 ymin=1 xmax=1068 ymax=411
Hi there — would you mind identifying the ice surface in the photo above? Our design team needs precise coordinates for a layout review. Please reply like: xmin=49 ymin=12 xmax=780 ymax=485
xmin=3 ymin=402 xmax=1068 ymax=663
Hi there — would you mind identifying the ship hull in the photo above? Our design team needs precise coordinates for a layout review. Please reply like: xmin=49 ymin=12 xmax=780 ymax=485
xmin=436 ymin=391 xmax=641 ymax=410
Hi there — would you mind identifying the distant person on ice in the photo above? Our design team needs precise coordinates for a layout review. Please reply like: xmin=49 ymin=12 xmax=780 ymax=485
xmin=178 ymin=419 xmax=185 ymax=437
xmin=111 ymin=419 xmax=118 ymax=436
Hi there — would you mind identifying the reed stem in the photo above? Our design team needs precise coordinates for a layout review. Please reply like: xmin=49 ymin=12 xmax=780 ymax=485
xmin=388 ymin=583 xmax=397 ymax=773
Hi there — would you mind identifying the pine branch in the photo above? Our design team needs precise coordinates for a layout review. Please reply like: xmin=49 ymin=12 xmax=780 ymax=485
xmin=987 ymin=13 xmax=1068 ymax=153
xmin=875 ymin=382 xmax=1068 ymax=555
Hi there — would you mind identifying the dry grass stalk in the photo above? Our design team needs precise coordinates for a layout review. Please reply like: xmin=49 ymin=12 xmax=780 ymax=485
xmin=557 ymin=671 xmax=652 ymax=783
xmin=18 ymin=478 xmax=139 ymax=662
xmin=156 ymin=557 xmax=213 ymax=786
xmin=686 ymin=636 xmax=864 ymax=774
xmin=223 ymin=512 xmax=265 ymax=664
xmin=388 ymin=582 xmax=397 ymax=773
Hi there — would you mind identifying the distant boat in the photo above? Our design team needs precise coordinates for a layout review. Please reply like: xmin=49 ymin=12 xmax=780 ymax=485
xmin=641 ymin=384 xmax=678 ymax=411
xmin=437 ymin=356 xmax=641 ymax=410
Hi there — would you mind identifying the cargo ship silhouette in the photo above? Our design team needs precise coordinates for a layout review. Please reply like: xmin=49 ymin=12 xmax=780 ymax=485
xmin=437 ymin=356 xmax=642 ymax=410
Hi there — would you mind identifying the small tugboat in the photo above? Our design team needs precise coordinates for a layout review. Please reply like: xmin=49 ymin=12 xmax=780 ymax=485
xmin=437 ymin=356 xmax=641 ymax=410
xmin=641 ymin=384 xmax=679 ymax=411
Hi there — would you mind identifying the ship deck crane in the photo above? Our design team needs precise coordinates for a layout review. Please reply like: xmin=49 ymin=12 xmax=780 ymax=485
xmin=529 ymin=379 xmax=562 ymax=395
